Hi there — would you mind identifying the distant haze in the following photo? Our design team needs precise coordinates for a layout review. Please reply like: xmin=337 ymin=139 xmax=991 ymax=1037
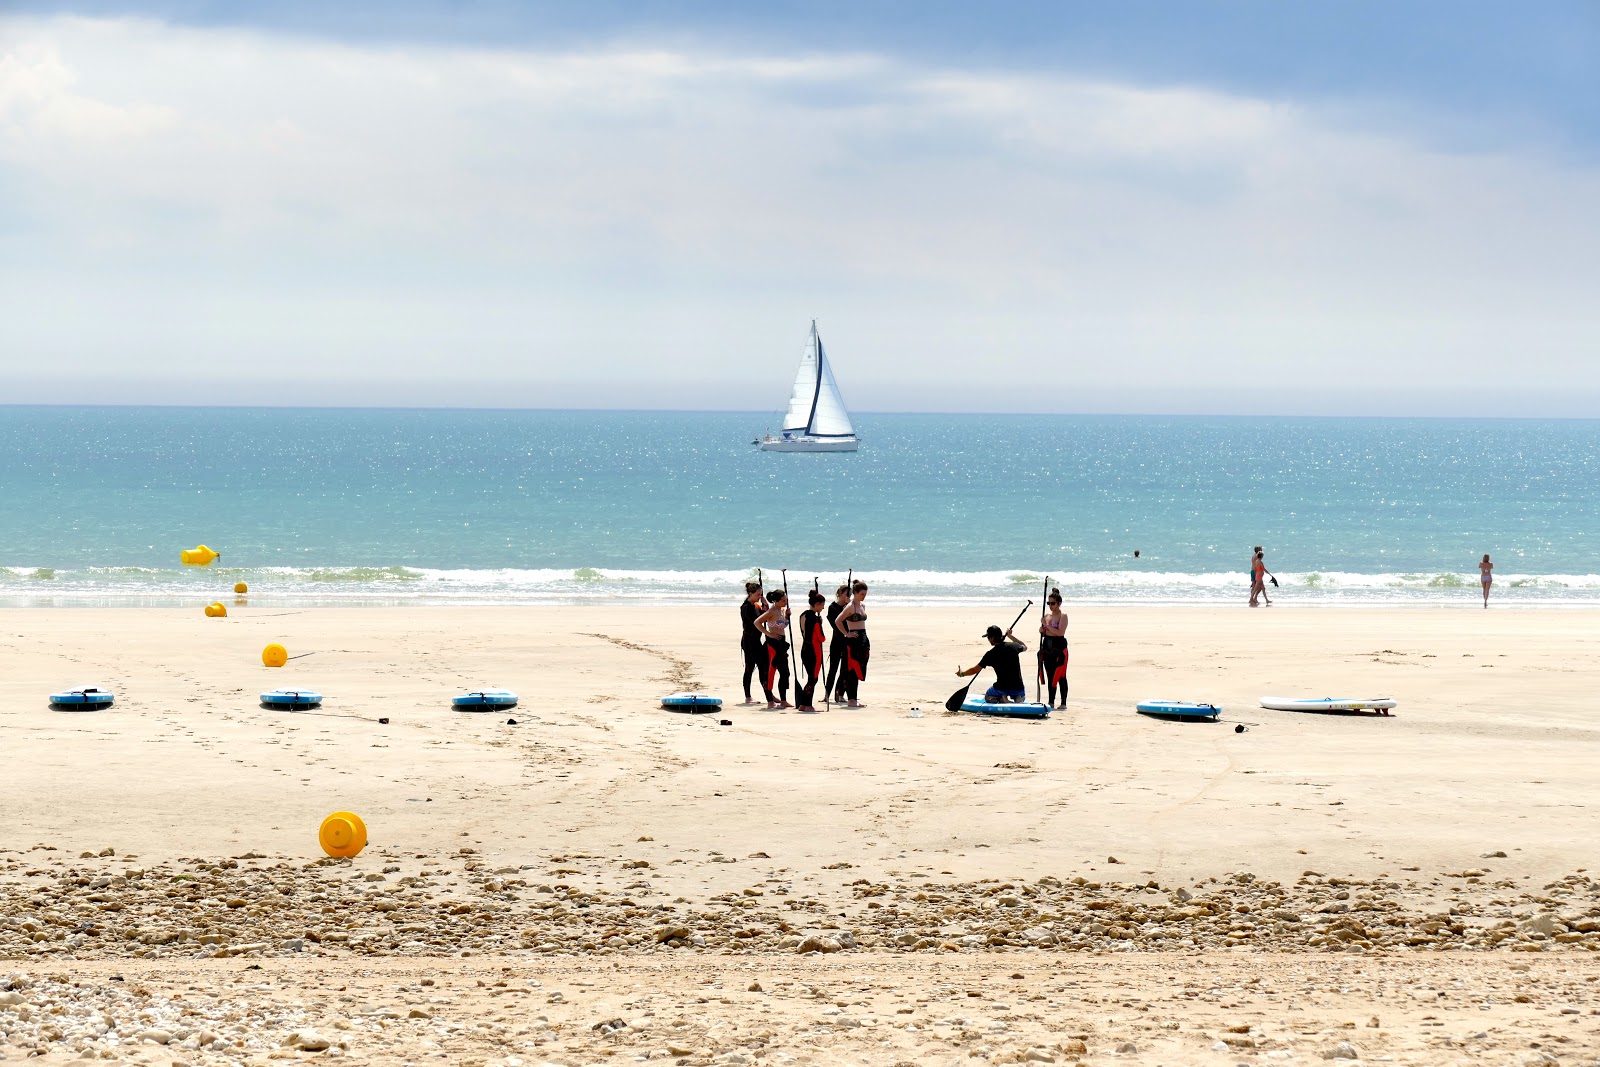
xmin=2 ymin=7 xmax=1598 ymax=415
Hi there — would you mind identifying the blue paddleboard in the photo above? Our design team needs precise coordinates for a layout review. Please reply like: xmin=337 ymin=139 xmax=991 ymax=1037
xmin=261 ymin=688 xmax=322 ymax=708
xmin=661 ymin=692 xmax=722 ymax=712
xmin=454 ymin=689 xmax=519 ymax=709
xmin=1136 ymin=700 xmax=1220 ymax=721
xmin=959 ymin=696 xmax=1051 ymax=719
xmin=50 ymin=687 xmax=115 ymax=708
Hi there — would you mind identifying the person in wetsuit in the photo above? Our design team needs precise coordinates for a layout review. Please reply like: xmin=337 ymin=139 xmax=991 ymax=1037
xmin=824 ymin=583 xmax=850 ymax=702
xmin=1038 ymin=587 xmax=1069 ymax=709
xmin=796 ymin=589 xmax=826 ymax=712
xmin=957 ymin=624 xmax=1029 ymax=702
xmin=836 ymin=580 xmax=870 ymax=707
xmin=739 ymin=582 xmax=767 ymax=704
xmin=755 ymin=588 xmax=792 ymax=708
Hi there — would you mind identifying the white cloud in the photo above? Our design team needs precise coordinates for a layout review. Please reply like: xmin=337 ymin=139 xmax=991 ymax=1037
xmin=0 ymin=14 xmax=1597 ymax=412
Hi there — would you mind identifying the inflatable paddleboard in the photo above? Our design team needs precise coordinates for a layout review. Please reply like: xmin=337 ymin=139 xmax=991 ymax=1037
xmin=1136 ymin=700 xmax=1221 ymax=721
xmin=261 ymin=688 xmax=323 ymax=708
xmin=661 ymin=692 xmax=722 ymax=712
xmin=453 ymin=689 xmax=518 ymax=709
xmin=958 ymin=696 xmax=1051 ymax=719
xmin=50 ymin=687 xmax=114 ymax=709
xmin=1260 ymin=696 xmax=1396 ymax=715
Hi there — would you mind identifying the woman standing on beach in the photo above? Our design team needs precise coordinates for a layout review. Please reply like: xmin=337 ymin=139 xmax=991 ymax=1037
xmin=825 ymin=584 xmax=850 ymax=702
xmin=756 ymin=588 xmax=792 ymax=709
xmin=836 ymin=580 xmax=870 ymax=708
xmin=1480 ymin=554 xmax=1494 ymax=608
xmin=739 ymin=582 xmax=767 ymax=705
xmin=1039 ymin=588 xmax=1069 ymax=709
xmin=796 ymin=590 xmax=827 ymax=712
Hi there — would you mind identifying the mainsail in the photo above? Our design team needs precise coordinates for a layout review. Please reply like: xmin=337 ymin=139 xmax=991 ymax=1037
xmin=781 ymin=322 xmax=855 ymax=438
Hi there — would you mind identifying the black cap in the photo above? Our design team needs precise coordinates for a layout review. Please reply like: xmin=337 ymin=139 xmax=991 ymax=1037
xmin=984 ymin=625 xmax=1003 ymax=641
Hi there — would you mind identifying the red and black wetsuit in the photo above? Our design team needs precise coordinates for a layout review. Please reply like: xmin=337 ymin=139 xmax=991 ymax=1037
xmin=762 ymin=609 xmax=790 ymax=703
xmin=840 ymin=604 xmax=868 ymax=702
xmin=1040 ymin=635 xmax=1068 ymax=706
xmin=740 ymin=599 xmax=764 ymax=701
xmin=824 ymin=599 xmax=847 ymax=700
xmin=797 ymin=608 xmax=824 ymax=707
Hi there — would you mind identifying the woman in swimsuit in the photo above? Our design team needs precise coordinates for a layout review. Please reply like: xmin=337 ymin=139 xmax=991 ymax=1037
xmin=755 ymin=589 xmax=791 ymax=708
xmin=1479 ymin=553 xmax=1493 ymax=608
xmin=1038 ymin=588 xmax=1069 ymax=709
xmin=836 ymin=580 xmax=870 ymax=708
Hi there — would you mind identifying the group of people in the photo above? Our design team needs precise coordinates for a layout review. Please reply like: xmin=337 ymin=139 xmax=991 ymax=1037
xmin=740 ymin=579 xmax=869 ymax=711
xmin=955 ymin=586 xmax=1070 ymax=707
xmin=738 ymin=578 xmax=1071 ymax=712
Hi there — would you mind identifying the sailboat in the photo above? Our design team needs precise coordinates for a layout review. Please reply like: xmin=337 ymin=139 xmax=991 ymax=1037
xmin=756 ymin=320 xmax=859 ymax=452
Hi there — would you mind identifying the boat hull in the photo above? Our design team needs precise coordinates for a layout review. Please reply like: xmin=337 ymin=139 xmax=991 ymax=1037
xmin=758 ymin=436 xmax=858 ymax=452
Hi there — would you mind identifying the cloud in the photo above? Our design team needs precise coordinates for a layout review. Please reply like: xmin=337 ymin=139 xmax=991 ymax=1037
xmin=0 ymin=14 xmax=1597 ymax=412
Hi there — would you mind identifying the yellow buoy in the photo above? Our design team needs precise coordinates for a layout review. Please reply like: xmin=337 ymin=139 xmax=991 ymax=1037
xmin=181 ymin=545 xmax=220 ymax=566
xmin=262 ymin=643 xmax=288 ymax=667
xmin=234 ymin=582 xmax=249 ymax=594
xmin=204 ymin=602 xmax=227 ymax=617
xmin=318 ymin=811 xmax=368 ymax=858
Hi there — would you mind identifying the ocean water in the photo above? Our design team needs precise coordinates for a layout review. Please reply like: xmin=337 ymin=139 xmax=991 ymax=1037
xmin=1 ymin=406 xmax=1597 ymax=606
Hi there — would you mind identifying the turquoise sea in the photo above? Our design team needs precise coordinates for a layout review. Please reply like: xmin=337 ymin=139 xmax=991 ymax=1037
xmin=2 ymin=406 xmax=1597 ymax=606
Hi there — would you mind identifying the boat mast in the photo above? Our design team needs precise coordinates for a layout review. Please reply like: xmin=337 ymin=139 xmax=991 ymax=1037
xmin=805 ymin=319 xmax=824 ymax=436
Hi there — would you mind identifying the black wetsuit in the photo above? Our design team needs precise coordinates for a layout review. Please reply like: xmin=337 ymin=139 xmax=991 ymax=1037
xmin=740 ymin=599 xmax=764 ymax=701
xmin=824 ymin=599 xmax=847 ymax=700
xmin=839 ymin=602 xmax=869 ymax=702
xmin=797 ymin=609 xmax=824 ymax=707
xmin=978 ymin=640 xmax=1027 ymax=695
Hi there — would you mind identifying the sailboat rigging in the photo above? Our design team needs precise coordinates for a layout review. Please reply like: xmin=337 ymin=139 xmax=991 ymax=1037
xmin=756 ymin=321 xmax=859 ymax=452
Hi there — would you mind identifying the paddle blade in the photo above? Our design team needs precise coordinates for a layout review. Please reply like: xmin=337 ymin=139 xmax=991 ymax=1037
xmin=945 ymin=682 xmax=972 ymax=712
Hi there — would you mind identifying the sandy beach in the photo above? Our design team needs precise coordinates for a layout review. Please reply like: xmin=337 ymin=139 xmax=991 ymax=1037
xmin=3 ymin=604 xmax=1599 ymax=1064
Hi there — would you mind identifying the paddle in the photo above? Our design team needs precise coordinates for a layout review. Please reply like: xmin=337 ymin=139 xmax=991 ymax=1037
xmin=1034 ymin=575 xmax=1049 ymax=703
xmin=946 ymin=600 xmax=1033 ymax=711
xmin=782 ymin=569 xmax=800 ymax=708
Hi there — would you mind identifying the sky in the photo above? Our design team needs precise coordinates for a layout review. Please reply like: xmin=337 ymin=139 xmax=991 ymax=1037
xmin=2 ymin=2 xmax=1598 ymax=415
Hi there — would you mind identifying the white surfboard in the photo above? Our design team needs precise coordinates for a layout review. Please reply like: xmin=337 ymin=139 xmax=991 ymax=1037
xmin=1260 ymin=696 xmax=1396 ymax=715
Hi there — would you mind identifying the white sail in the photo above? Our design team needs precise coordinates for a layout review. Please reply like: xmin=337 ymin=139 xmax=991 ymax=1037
xmin=808 ymin=336 xmax=855 ymax=438
xmin=781 ymin=332 xmax=818 ymax=432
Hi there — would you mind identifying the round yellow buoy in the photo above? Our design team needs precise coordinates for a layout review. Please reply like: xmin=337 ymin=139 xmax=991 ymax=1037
xmin=234 ymin=582 xmax=249 ymax=594
xmin=262 ymin=643 xmax=288 ymax=667
xmin=319 ymin=811 xmax=368 ymax=858
xmin=204 ymin=602 xmax=227 ymax=617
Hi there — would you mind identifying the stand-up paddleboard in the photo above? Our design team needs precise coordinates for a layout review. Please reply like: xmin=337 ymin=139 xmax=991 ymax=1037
xmin=50 ymin=687 xmax=115 ymax=709
xmin=1260 ymin=696 xmax=1396 ymax=715
xmin=453 ymin=689 xmax=518 ymax=709
xmin=261 ymin=689 xmax=322 ymax=708
xmin=1136 ymin=700 xmax=1221 ymax=721
xmin=661 ymin=692 xmax=722 ymax=713
xmin=959 ymin=696 xmax=1051 ymax=719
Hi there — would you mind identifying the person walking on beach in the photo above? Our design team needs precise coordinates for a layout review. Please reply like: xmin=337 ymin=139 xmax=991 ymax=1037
xmin=756 ymin=588 xmax=792 ymax=708
xmin=1480 ymin=553 xmax=1494 ymax=608
xmin=1038 ymin=587 xmax=1069 ymax=709
xmin=796 ymin=589 xmax=827 ymax=711
xmin=739 ymin=581 xmax=767 ymax=705
xmin=825 ymin=584 xmax=850 ymax=702
xmin=836 ymin=580 xmax=870 ymax=708
xmin=956 ymin=624 xmax=1030 ymax=703
xmin=1250 ymin=547 xmax=1274 ymax=607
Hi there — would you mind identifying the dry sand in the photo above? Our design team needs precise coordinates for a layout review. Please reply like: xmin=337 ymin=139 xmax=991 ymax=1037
xmin=2 ymin=604 xmax=1598 ymax=1065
